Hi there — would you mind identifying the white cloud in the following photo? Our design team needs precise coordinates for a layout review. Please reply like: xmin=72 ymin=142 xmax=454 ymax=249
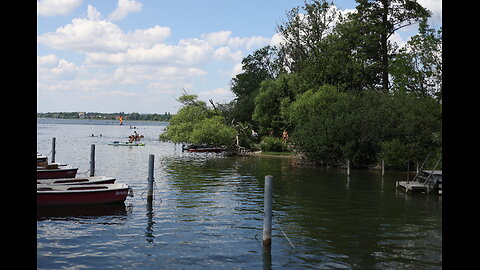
xmin=198 ymin=87 xmax=235 ymax=103
xmin=227 ymin=36 xmax=271 ymax=50
xmin=87 ymin=5 xmax=101 ymax=21
xmin=417 ymin=0 xmax=442 ymax=21
xmin=37 ymin=0 xmax=83 ymax=16
xmin=202 ymin=31 xmax=232 ymax=46
xmin=37 ymin=54 xmax=59 ymax=67
xmin=213 ymin=47 xmax=243 ymax=62
xmin=230 ymin=63 xmax=243 ymax=78
xmin=38 ymin=18 xmax=129 ymax=53
xmin=108 ymin=0 xmax=143 ymax=21
xmin=37 ymin=3 xmax=277 ymax=112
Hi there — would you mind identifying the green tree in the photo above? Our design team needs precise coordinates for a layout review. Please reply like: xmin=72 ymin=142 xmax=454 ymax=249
xmin=287 ymin=85 xmax=355 ymax=165
xmin=276 ymin=0 xmax=339 ymax=73
xmin=229 ymin=45 xmax=283 ymax=124
xmin=390 ymin=18 xmax=442 ymax=100
xmin=160 ymin=94 xmax=236 ymax=146
xmin=252 ymin=73 xmax=308 ymax=136
xmin=350 ymin=0 xmax=431 ymax=92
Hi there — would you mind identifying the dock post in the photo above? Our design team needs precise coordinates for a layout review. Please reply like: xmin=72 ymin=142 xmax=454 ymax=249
xmin=263 ymin=175 xmax=273 ymax=248
xmin=90 ymin=144 xmax=95 ymax=177
xmin=347 ymin=159 xmax=350 ymax=175
xmin=382 ymin=159 xmax=385 ymax=176
xmin=51 ymin=137 xmax=56 ymax=163
xmin=147 ymin=154 xmax=155 ymax=202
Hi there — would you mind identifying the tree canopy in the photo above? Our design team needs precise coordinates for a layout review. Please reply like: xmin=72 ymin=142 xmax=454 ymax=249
xmin=161 ymin=0 xmax=442 ymax=169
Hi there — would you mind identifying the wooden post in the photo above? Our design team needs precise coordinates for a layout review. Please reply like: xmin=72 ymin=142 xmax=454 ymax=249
xmin=51 ymin=137 xmax=56 ymax=163
xmin=147 ymin=154 xmax=155 ymax=202
xmin=347 ymin=159 xmax=350 ymax=175
xmin=382 ymin=159 xmax=385 ymax=176
xmin=263 ymin=175 xmax=273 ymax=248
xmin=90 ymin=144 xmax=95 ymax=177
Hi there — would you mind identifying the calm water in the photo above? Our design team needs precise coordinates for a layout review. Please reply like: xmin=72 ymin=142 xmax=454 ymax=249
xmin=37 ymin=118 xmax=442 ymax=269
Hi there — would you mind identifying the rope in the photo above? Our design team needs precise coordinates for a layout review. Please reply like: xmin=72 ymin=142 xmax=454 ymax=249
xmin=278 ymin=223 xmax=295 ymax=248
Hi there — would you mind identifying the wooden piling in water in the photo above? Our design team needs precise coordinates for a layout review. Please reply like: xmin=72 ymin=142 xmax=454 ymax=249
xmin=90 ymin=144 xmax=95 ymax=177
xmin=347 ymin=159 xmax=350 ymax=175
xmin=51 ymin=137 xmax=56 ymax=163
xmin=147 ymin=154 xmax=155 ymax=202
xmin=382 ymin=159 xmax=385 ymax=176
xmin=263 ymin=175 xmax=273 ymax=248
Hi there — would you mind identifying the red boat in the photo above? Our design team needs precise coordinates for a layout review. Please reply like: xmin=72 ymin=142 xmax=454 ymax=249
xmin=37 ymin=176 xmax=116 ymax=185
xmin=37 ymin=183 xmax=131 ymax=206
xmin=37 ymin=163 xmax=78 ymax=179
xmin=182 ymin=144 xmax=226 ymax=152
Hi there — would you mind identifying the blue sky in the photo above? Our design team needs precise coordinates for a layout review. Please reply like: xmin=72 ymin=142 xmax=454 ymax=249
xmin=37 ymin=0 xmax=441 ymax=114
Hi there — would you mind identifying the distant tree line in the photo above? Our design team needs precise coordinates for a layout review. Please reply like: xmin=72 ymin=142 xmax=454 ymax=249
xmin=161 ymin=0 xmax=442 ymax=170
xmin=37 ymin=112 xmax=173 ymax=122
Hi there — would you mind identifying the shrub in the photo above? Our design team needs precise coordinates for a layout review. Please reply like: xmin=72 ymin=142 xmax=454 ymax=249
xmin=260 ymin=136 xmax=288 ymax=152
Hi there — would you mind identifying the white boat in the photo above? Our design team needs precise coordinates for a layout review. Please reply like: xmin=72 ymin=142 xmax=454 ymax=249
xmin=37 ymin=176 xmax=116 ymax=185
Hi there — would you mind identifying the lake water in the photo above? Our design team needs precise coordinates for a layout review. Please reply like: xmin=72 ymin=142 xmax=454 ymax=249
xmin=37 ymin=118 xmax=442 ymax=269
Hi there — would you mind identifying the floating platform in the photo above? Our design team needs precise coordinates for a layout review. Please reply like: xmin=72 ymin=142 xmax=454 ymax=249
xmin=396 ymin=170 xmax=442 ymax=195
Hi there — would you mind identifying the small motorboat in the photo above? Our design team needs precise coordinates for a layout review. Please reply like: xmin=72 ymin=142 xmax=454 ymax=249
xmin=109 ymin=141 xmax=145 ymax=146
xmin=37 ymin=176 xmax=116 ymax=185
xmin=37 ymin=163 xmax=78 ymax=179
xmin=37 ymin=183 xmax=131 ymax=206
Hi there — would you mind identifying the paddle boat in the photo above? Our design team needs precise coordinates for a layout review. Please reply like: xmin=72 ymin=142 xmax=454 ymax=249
xmin=109 ymin=141 xmax=145 ymax=146
xmin=37 ymin=183 xmax=131 ymax=206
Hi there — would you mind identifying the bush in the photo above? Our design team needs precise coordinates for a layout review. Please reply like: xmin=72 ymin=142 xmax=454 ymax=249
xmin=260 ymin=136 xmax=288 ymax=152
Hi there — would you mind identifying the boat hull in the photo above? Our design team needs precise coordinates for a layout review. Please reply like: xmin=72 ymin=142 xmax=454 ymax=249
xmin=37 ymin=184 xmax=130 ymax=206
xmin=186 ymin=148 xmax=225 ymax=152
xmin=37 ymin=176 xmax=116 ymax=185
xmin=37 ymin=166 xmax=78 ymax=179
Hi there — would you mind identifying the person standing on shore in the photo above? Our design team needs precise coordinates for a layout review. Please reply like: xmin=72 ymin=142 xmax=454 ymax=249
xmin=282 ymin=130 xmax=289 ymax=143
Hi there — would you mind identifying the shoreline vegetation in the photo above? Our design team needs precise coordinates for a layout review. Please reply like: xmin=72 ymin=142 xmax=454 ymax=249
xmin=37 ymin=112 xmax=172 ymax=122
xmin=160 ymin=0 xmax=442 ymax=171
xmin=39 ymin=1 xmax=442 ymax=172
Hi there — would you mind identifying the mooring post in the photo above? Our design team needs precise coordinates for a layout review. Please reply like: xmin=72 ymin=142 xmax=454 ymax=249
xmin=347 ymin=159 xmax=350 ymax=175
xmin=90 ymin=144 xmax=95 ymax=177
xmin=147 ymin=154 xmax=155 ymax=202
xmin=263 ymin=175 xmax=273 ymax=248
xmin=51 ymin=137 xmax=56 ymax=163
xmin=382 ymin=159 xmax=385 ymax=176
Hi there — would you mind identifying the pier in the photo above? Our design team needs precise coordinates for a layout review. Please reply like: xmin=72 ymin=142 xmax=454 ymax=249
xmin=396 ymin=170 xmax=442 ymax=195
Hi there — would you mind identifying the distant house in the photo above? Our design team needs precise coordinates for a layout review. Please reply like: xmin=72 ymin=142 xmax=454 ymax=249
xmin=79 ymin=112 xmax=85 ymax=118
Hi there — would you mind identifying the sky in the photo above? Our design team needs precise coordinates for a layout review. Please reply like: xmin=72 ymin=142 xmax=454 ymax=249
xmin=37 ymin=0 xmax=442 ymax=114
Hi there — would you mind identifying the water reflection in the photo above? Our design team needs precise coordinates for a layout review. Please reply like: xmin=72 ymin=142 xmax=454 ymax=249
xmin=37 ymin=203 xmax=130 ymax=221
xmin=145 ymin=200 xmax=155 ymax=243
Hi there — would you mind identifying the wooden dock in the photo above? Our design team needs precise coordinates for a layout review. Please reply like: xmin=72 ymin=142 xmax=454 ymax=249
xmin=396 ymin=180 xmax=430 ymax=193
xmin=396 ymin=170 xmax=442 ymax=195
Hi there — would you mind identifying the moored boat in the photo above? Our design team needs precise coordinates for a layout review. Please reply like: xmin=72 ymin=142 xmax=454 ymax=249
xmin=37 ymin=176 xmax=116 ymax=185
xmin=37 ymin=183 xmax=131 ymax=206
xmin=37 ymin=163 xmax=78 ymax=179
xmin=37 ymin=154 xmax=48 ymax=167
xmin=182 ymin=144 xmax=226 ymax=152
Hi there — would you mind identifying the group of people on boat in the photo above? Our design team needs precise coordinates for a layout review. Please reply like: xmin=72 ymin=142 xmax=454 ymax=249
xmin=128 ymin=131 xmax=144 ymax=143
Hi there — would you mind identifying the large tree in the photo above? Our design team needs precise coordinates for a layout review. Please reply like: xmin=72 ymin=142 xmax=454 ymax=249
xmin=351 ymin=0 xmax=431 ymax=92
xmin=229 ymin=45 xmax=283 ymax=124
xmin=390 ymin=17 xmax=442 ymax=100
